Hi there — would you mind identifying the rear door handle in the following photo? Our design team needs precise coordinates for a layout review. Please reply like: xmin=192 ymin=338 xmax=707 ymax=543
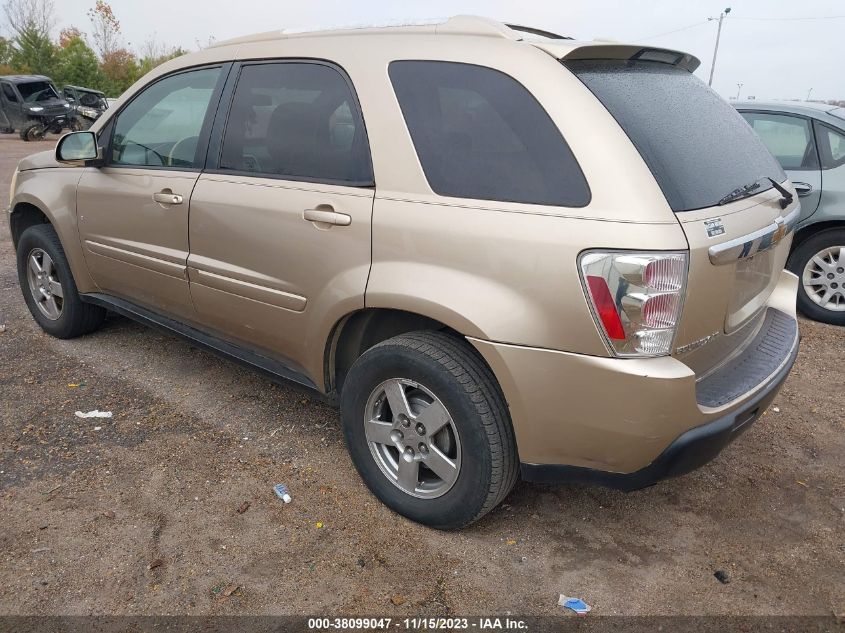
xmin=792 ymin=182 xmax=813 ymax=197
xmin=303 ymin=208 xmax=351 ymax=226
xmin=152 ymin=191 xmax=183 ymax=205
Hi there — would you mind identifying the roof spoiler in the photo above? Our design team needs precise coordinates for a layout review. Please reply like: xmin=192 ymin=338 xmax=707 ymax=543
xmin=563 ymin=44 xmax=700 ymax=72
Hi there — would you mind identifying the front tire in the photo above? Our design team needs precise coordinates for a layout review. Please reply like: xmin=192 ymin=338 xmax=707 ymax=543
xmin=788 ymin=228 xmax=845 ymax=326
xmin=341 ymin=331 xmax=518 ymax=529
xmin=20 ymin=122 xmax=44 ymax=141
xmin=16 ymin=224 xmax=107 ymax=338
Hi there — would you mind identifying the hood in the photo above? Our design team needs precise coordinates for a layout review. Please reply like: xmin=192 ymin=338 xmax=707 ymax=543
xmin=25 ymin=96 xmax=69 ymax=109
xmin=18 ymin=149 xmax=61 ymax=171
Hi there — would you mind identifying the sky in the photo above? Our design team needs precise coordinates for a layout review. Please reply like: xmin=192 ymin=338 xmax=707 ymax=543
xmin=17 ymin=0 xmax=845 ymax=101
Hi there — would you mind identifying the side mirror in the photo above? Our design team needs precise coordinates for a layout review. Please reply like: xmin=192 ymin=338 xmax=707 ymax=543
xmin=56 ymin=131 xmax=100 ymax=165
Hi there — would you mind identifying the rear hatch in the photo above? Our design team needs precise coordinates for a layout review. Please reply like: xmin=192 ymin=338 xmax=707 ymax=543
xmin=563 ymin=54 xmax=798 ymax=377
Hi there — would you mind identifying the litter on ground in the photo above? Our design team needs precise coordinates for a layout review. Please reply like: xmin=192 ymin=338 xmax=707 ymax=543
xmin=558 ymin=594 xmax=591 ymax=615
xmin=75 ymin=410 xmax=113 ymax=419
xmin=273 ymin=483 xmax=292 ymax=503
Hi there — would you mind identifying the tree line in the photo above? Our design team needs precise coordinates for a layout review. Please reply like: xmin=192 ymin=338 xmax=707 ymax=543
xmin=0 ymin=0 xmax=194 ymax=97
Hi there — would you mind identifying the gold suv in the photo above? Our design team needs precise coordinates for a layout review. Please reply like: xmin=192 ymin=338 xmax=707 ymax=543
xmin=8 ymin=17 xmax=800 ymax=529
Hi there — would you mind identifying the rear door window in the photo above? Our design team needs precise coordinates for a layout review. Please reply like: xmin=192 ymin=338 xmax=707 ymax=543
xmin=389 ymin=60 xmax=590 ymax=207
xmin=815 ymin=122 xmax=845 ymax=170
xmin=567 ymin=59 xmax=785 ymax=212
xmin=739 ymin=112 xmax=819 ymax=170
xmin=218 ymin=62 xmax=373 ymax=185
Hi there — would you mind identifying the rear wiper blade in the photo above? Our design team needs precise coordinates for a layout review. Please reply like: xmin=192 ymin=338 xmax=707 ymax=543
xmin=767 ymin=177 xmax=794 ymax=210
xmin=718 ymin=179 xmax=762 ymax=206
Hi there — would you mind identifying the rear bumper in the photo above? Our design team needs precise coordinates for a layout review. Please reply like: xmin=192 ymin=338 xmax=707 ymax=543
xmin=469 ymin=269 xmax=800 ymax=486
xmin=520 ymin=332 xmax=797 ymax=490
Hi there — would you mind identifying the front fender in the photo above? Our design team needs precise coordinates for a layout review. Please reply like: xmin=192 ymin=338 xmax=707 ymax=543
xmin=11 ymin=168 xmax=96 ymax=293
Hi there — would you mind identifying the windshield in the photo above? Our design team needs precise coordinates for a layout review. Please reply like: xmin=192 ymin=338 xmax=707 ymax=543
xmin=17 ymin=81 xmax=60 ymax=103
xmin=830 ymin=107 xmax=845 ymax=122
xmin=565 ymin=59 xmax=785 ymax=212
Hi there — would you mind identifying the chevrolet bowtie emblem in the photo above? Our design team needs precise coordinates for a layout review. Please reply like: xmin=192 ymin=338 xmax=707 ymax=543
xmin=772 ymin=216 xmax=786 ymax=244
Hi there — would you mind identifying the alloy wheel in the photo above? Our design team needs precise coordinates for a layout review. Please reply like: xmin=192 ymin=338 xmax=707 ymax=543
xmin=364 ymin=378 xmax=461 ymax=499
xmin=26 ymin=248 xmax=64 ymax=320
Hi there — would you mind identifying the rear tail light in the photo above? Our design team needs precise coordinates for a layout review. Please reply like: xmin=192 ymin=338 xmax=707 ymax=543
xmin=579 ymin=251 xmax=688 ymax=357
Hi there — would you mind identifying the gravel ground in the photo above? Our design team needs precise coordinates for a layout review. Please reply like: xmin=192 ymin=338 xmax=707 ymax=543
xmin=0 ymin=136 xmax=843 ymax=617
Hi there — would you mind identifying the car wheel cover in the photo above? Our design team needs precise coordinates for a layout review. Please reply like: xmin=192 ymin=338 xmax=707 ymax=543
xmin=364 ymin=378 xmax=462 ymax=499
xmin=802 ymin=245 xmax=845 ymax=312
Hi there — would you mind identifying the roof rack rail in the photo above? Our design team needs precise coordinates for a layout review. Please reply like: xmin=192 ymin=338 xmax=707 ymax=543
xmin=209 ymin=16 xmax=562 ymax=49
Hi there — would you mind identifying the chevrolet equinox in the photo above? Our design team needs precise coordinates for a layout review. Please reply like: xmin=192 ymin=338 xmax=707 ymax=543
xmin=8 ymin=17 xmax=801 ymax=529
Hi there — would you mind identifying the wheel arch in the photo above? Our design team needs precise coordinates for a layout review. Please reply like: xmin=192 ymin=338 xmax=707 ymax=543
xmin=10 ymin=201 xmax=50 ymax=249
xmin=790 ymin=220 xmax=845 ymax=258
xmin=325 ymin=307 xmax=479 ymax=397
xmin=10 ymin=185 xmax=97 ymax=294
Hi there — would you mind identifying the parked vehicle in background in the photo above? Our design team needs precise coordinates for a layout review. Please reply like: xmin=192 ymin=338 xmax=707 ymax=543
xmin=0 ymin=75 xmax=73 ymax=140
xmin=8 ymin=17 xmax=800 ymax=529
xmin=736 ymin=101 xmax=845 ymax=325
xmin=62 ymin=85 xmax=109 ymax=130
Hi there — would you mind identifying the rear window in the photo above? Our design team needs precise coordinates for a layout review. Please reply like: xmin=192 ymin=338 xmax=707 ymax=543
xmin=566 ymin=60 xmax=785 ymax=212
xmin=389 ymin=61 xmax=590 ymax=207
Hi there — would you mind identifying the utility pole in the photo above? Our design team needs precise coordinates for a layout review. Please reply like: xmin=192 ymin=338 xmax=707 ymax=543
xmin=806 ymin=88 xmax=813 ymax=101
xmin=735 ymin=83 xmax=743 ymax=99
xmin=708 ymin=7 xmax=731 ymax=87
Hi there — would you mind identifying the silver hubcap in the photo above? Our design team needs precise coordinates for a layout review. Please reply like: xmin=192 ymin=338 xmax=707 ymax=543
xmin=364 ymin=378 xmax=461 ymax=499
xmin=26 ymin=248 xmax=64 ymax=320
xmin=802 ymin=246 xmax=845 ymax=312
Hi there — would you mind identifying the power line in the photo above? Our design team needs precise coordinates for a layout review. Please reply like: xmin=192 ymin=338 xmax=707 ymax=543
xmin=638 ymin=20 xmax=710 ymax=41
xmin=637 ymin=14 xmax=845 ymax=41
xmin=730 ymin=15 xmax=845 ymax=21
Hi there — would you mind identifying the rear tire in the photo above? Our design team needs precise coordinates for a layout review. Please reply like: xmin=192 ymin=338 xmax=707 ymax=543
xmin=16 ymin=224 xmax=107 ymax=338
xmin=341 ymin=331 xmax=518 ymax=529
xmin=788 ymin=228 xmax=845 ymax=326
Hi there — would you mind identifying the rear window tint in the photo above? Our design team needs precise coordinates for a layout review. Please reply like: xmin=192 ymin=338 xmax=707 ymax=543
xmin=389 ymin=61 xmax=590 ymax=207
xmin=220 ymin=62 xmax=373 ymax=184
xmin=566 ymin=59 xmax=785 ymax=212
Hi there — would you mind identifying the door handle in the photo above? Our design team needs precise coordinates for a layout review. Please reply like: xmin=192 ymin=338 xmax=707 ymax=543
xmin=153 ymin=191 xmax=183 ymax=205
xmin=303 ymin=208 xmax=351 ymax=226
xmin=793 ymin=182 xmax=813 ymax=197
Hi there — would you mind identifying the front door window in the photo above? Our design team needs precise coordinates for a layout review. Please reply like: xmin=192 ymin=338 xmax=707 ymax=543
xmin=111 ymin=67 xmax=222 ymax=169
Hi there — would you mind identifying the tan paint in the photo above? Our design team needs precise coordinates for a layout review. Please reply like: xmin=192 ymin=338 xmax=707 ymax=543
xmin=9 ymin=16 xmax=799 ymax=473
xmin=471 ymin=269 xmax=798 ymax=470
xmin=187 ymin=174 xmax=374 ymax=382
xmin=12 ymin=167 xmax=97 ymax=293
xmin=76 ymin=167 xmax=199 ymax=321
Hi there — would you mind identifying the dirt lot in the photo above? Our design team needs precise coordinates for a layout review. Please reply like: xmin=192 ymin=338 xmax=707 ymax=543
xmin=0 ymin=135 xmax=843 ymax=618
